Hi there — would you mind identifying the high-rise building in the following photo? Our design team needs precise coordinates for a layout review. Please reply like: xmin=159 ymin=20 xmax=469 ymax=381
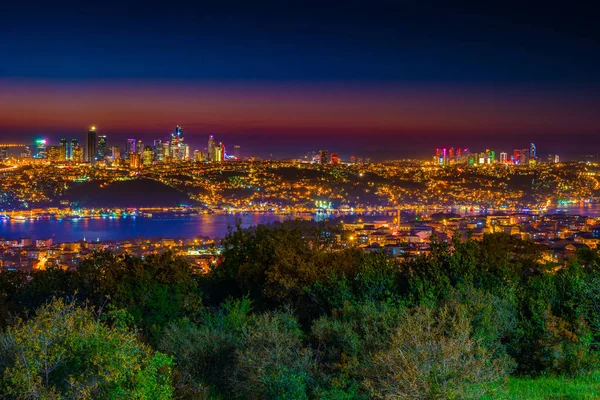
xmin=69 ymin=139 xmax=78 ymax=161
xmin=136 ymin=139 xmax=143 ymax=154
xmin=170 ymin=125 xmax=184 ymax=160
xmin=126 ymin=138 xmax=136 ymax=155
xmin=194 ymin=150 xmax=206 ymax=162
xmin=213 ymin=143 xmax=223 ymax=162
xmin=319 ymin=150 xmax=328 ymax=165
xmin=330 ymin=153 xmax=340 ymax=164
xmin=111 ymin=146 xmax=121 ymax=160
xmin=162 ymin=142 xmax=170 ymax=161
xmin=97 ymin=135 xmax=107 ymax=160
xmin=47 ymin=146 xmax=61 ymax=161
xmin=59 ymin=138 xmax=68 ymax=161
xmin=86 ymin=126 xmax=98 ymax=164
xmin=233 ymin=144 xmax=241 ymax=160
xmin=129 ymin=152 xmax=141 ymax=169
xmin=0 ymin=147 xmax=8 ymax=160
xmin=182 ymin=143 xmax=190 ymax=160
xmin=530 ymin=142 xmax=537 ymax=160
xmin=36 ymin=139 xmax=47 ymax=159
xmin=208 ymin=135 xmax=216 ymax=161
xmin=72 ymin=145 xmax=83 ymax=162
xmin=153 ymin=140 xmax=164 ymax=161
xmin=500 ymin=152 xmax=508 ymax=163
xmin=142 ymin=145 xmax=153 ymax=166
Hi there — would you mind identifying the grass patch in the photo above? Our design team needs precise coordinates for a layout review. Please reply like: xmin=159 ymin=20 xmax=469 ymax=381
xmin=485 ymin=374 xmax=600 ymax=399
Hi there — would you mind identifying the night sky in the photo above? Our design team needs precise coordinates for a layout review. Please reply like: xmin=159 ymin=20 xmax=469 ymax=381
xmin=1 ymin=1 xmax=599 ymax=159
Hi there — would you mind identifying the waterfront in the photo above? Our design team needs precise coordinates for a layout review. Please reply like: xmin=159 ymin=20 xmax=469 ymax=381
xmin=0 ymin=213 xmax=300 ymax=242
xmin=2 ymin=203 xmax=600 ymax=243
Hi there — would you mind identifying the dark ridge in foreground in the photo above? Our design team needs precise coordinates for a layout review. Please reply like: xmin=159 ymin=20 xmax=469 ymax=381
xmin=63 ymin=178 xmax=192 ymax=208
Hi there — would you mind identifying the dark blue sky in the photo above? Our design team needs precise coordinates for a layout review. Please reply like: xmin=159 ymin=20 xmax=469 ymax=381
xmin=1 ymin=1 xmax=599 ymax=159
xmin=2 ymin=1 xmax=599 ymax=82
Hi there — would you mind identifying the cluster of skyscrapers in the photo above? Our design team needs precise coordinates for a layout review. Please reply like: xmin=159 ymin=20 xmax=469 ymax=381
xmin=25 ymin=125 xmax=242 ymax=168
xmin=433 ymin=142 xmax=559 ymax=166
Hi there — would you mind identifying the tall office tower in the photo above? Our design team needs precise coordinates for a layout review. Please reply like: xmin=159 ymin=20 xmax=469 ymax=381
xmin=69 ymin=139 xmax=78 ymax=160
xmin=126 ymin=138 xmax=136 ymax=155
xmin=220 ymin=142 xmax=226 ymax=160
xmin=97 ymin=135 xmax=107 ymax=160
xmin=448 ymin=147 xmax=455 ymax=163
xmin=233 ymin=144 xmax=241 ymax=160
xmin=194 ymin=150 xmax=205 ymax=161
xmin=129 ymin=152 xmax=141 ymax=169
xmin=23 ymin=146 xmax=32 ymax=158
xmin=0 ymin=147 xmax=8 ymax=160
xmin=530 ymin=142 xmax=537 ymax=160
xmin=142 ymin=145 xmax=153 ymax=166
xmin=520 ymin=148 xmax=529 ymax=165
xmin=153 ymin=140 xmax=164 ymax=160
xmin=442 ymin=148 xmax=448 ymax=165
xmin=136 ymin=139 xmax=143 ymax=154
xmin=111 ymin=146 xmax=121 ymax=160
xmin=59 ymin=138 xmax=68 ymax=161
xmin=330 ymin=153 xmax=340 ymax=164
xmin=36 ymin=139 xmax=47 ymax=159
xmin=86 ymin=126 xmax=98 ymax=164
xmin=512 ymin=149 xmax=521 ymax=164
xmin=169 ymin=125 xmax=184 ymax=160
xmin=182 ymin=143 xmax=190 ymax=160
xmin=500 ymin=152 xmax=508 ymax=163
xmin=47 ymin=146 xmax=61 ymax=161
xmin=554 ymin=154 xmax=560 ymax=163
xmin=319 ymin=150 xmax=328 ymax=165
xmin=213 ymin=143 xmax=223 ymax=162
xmin=208 ymin=135 xmax=216 ymax=161
xmin=487 ymin=150 xmax=496 ymax=164
xmin=162 ymin=142 xmax=170 ymax=161
xmin=72 ymin=145 xmax=83 ymax=162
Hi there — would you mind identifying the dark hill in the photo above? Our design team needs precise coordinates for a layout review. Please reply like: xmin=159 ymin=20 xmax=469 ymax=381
xmin=64 ymin=179 xmax=192 ymax=208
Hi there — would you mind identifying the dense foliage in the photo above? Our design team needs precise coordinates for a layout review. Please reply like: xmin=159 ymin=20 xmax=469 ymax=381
xmin=2 ymin=220 xmax=600 ymax=398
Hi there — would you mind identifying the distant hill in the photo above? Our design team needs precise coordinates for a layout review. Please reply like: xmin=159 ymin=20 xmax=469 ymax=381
xmin=63 ymin=179 xmax=193 ymax=208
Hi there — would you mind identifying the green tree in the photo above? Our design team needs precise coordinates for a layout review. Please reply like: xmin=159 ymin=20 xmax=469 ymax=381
xmin=364 ymin=305 xmax=511 ymax=400
xmin=0 ymin=299 xmax=173 ymax=399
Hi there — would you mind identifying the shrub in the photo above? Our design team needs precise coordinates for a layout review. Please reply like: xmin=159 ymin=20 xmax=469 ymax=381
xmin=0 ymin=299 xmax=173 ymax=399
xmin=365 ymin=305 xmax=510 ymax=399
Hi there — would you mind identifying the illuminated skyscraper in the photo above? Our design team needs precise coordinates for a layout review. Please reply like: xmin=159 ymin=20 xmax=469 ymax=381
xmin=530 ymin=142 xmax=537 ymax=160
xmin=59 ymin=138 xmax=67 ymax=161
xmin=331 ymin=153 xmax=340 ymax=164
xmin=69 ymin=139 xmax=79 ymax=160
xmin=170 ymin=125 xmax=184 ymax=160
xmin=208 ymin=135 xmax=216 ymax=161
xmin=126 ymin=138 xmax=136 ymax=155
xmin=213 ymin=143 xmax=223 ymax=162
xmin=233 ymin=144 xmax=241 ymax=160
xmin=36 ymin=139 xmax=47 ymax=159
xmin=86 ymin=126 xmax=97 ymax=164
xmin=111 ymin=146 xmax=121 ymax=160
xmin=47 ymin=146 xmax=61 ymax=161
xmin=72 ymin=145 xmax=83 ymax=162
xmin=500 ymin=152 xmax=508 ymax=163
xmin=0 ymin=147 xmax=8 ymax=160
xmin=97 ymin=135 xmax=107 ymax=160
xmin=320 ymin=150 xmax=328 ymax=165
xmin=182 ymin=143 xmax=190 ymax=160
xmin=142 ymin=145 xmax=153 ymax=166
xmin=136 ymin=139 xmax=143 ymax=154
xmin=153 ymin=140 xmax=164 ymax=160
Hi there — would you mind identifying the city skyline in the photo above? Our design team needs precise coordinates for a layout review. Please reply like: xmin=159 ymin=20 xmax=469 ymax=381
xmin=1 ymin=2 xmax=599 ymax=158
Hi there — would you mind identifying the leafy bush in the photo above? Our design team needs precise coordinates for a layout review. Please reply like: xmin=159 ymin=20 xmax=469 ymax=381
xmin=364 ymin=305 xmax=511 ymax=399
xmin=0 ymin=299 xmax=173 ymax=399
